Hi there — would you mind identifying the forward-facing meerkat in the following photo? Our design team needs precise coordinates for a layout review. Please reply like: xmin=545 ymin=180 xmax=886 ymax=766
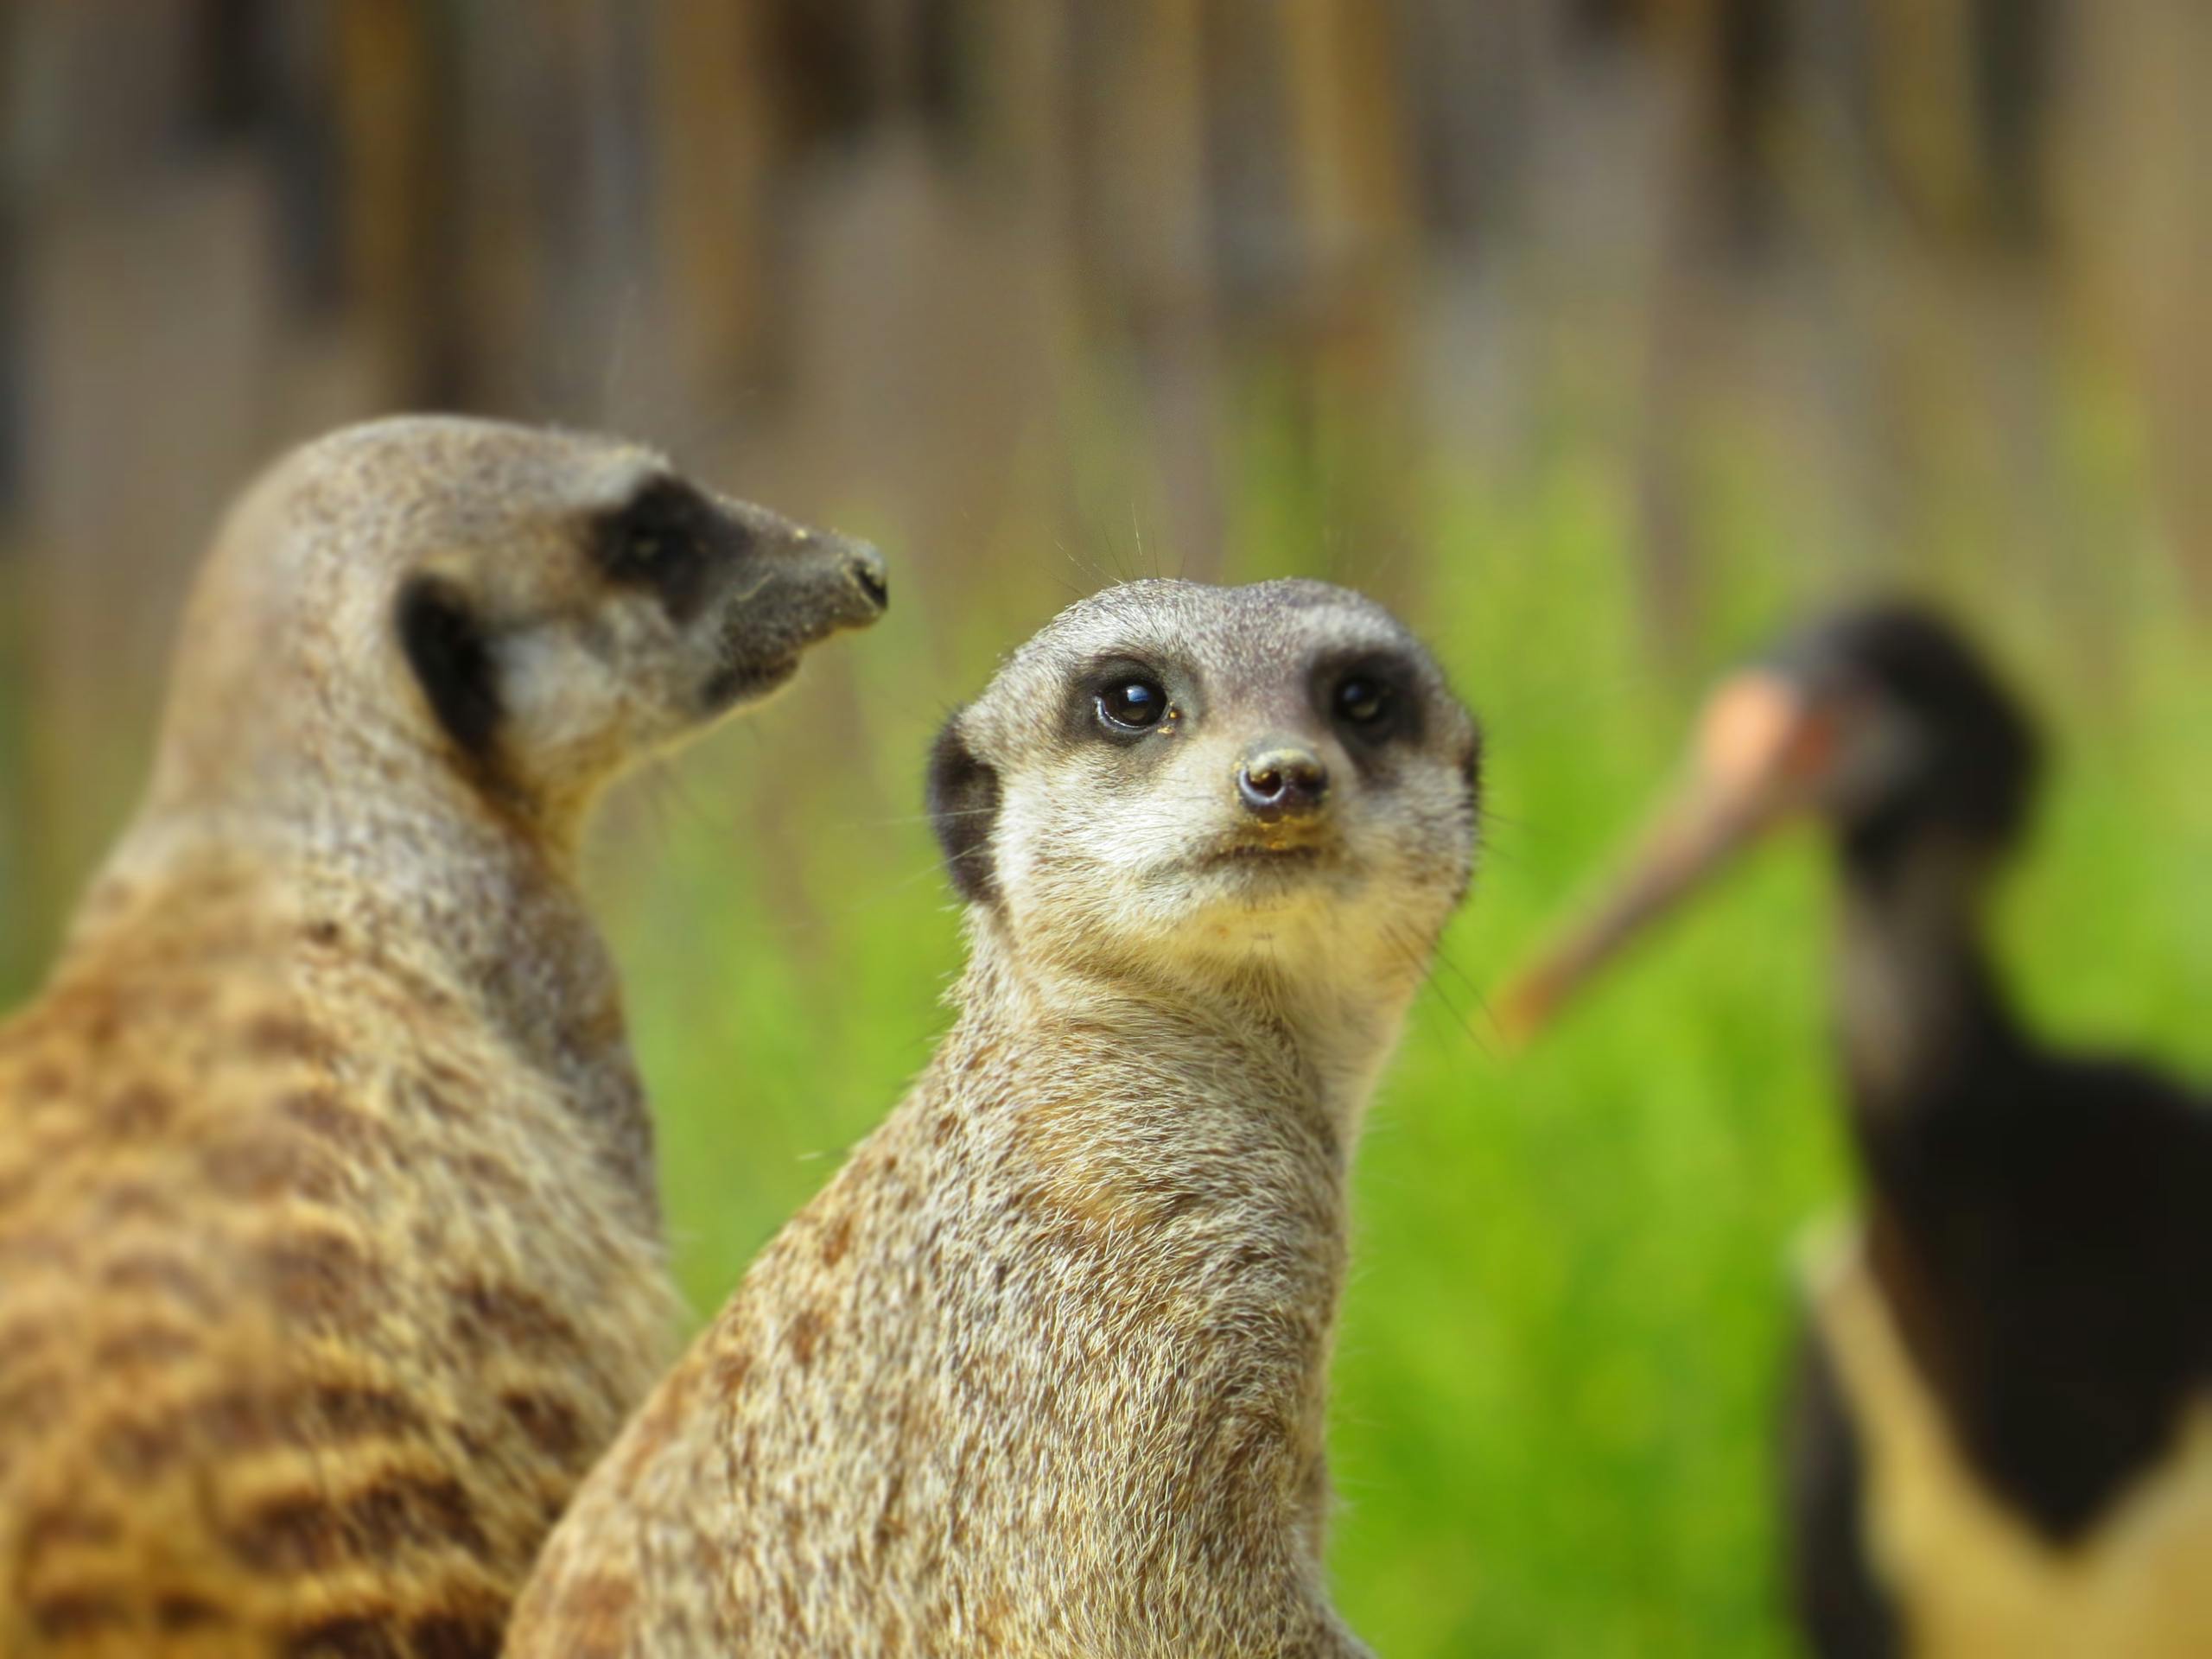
xmin=505 ymin=578 xmax=1481 ymax=1658
xmin=0 ymin=416 xmax=887 ymax=1657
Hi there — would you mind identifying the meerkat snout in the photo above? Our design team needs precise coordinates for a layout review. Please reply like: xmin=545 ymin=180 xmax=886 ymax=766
xmin=846 ymin=540 xmax=892 ymax=608
xmin=675 ymin=499 xmax=889 ymax=717
xmin=571 ymin=469 xmax=888 ymax=731
xmin=1237 ymin=738 xmax=1330 ymax=820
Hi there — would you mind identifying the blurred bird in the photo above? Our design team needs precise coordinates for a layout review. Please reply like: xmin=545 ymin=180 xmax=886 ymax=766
xmin=1500 ymin=603 xmax=2212 ymax=1657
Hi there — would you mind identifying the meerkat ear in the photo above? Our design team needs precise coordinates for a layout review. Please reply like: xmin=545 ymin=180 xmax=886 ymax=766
xmin=927 ymin=709 xmax=1000 ymax=906
xmin=397 ymin=574 xmax=502 ymax=760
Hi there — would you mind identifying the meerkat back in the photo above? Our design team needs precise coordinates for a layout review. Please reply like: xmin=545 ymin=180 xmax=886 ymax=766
xmin=508 ymin=578 xmax=1480 ymax=1658
xmin=0 ymin=416 xmax=887 ymax=1657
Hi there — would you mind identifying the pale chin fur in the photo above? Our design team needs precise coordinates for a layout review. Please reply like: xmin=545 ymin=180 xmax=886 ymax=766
xmin=993 ymin=809 xmax=1456 ymax=1138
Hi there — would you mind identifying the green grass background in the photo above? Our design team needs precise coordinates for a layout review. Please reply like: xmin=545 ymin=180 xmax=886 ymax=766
xmin=577 ymin=439 xmax=2212 ymax=1657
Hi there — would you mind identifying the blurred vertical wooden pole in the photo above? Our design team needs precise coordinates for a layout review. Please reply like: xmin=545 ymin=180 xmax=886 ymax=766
xmin=860 ymin=0 xmax=924 ymax=107
xmin=986 ymin=0 xmax=1077 ymax=289
xmin=2145 ymin=25 xmax=2212 ymax=613
xmin=1635 ymin=0 xmax=1726 ymax=658
xmin=1865 ymin=0 xmax=1983 ymax=233
xmin=2081 ymin=0 xmax=2212 ymax=613
xmin=1624 ymin=0 xmax=1785 ymax=654
xmin=975 ymin=0 xmax=1087 ymax=615
xmin=1136 ymin=0 xmax=1220 ymax=578
xmin=988 ymin=0 xmax=1072 ymax=207
xmin=335 ymin=0 xmax=465 ymax=404
xmin=0 ymin=0 xmax=23 ymax=988
xmin=0 ymin=0 xmax=22 ymax=979
xmin=1278 ymin=0 xmax=1419 ymax=589
xmin=1069 ymin=0 xmax=1223 ymax=577
xmin=1280 ymin=0 xmax=1413 ymax=291
xmin=0 ymin=0 xmax=20 ymax=523
xmin=0 ymin=0 xmax=23 ymax=986
xmin=651 ymin=0 xmax=778 ymax=436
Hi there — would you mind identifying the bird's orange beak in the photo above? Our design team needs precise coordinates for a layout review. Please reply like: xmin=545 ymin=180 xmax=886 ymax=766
xmin=1496 ymin=671 xmax=1839 ymax=1045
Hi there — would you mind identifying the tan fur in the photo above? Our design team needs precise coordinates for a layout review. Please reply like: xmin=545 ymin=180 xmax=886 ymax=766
xmin=507 ymin=579 xmax=1481 ymax=1658
xmin=0 ymin=416 xmax=886 ymax=1657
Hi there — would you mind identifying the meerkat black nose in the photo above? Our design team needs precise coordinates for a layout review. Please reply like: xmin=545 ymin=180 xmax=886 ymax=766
xmin=1238 ymin=741 xmax=1329 ymax=821
xmin=846 ymin=543 xmax=890 ymax=613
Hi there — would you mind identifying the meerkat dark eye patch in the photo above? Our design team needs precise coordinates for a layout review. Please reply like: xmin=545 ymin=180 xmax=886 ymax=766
xmin=397 ymin=575 xmax=501 ymax=760
xmin=1317 ymin=652 xmax=1421 ymax=748
xmin=927 ymin=710 xmax=1001 ymax=906
xmin=593 ymin=477 xmax=741 ymax=625
xmin=1073 ymin=656 xmax=1190 ymax=750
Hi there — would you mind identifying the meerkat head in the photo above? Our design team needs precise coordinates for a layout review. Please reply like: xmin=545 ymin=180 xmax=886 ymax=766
xmin=930 ymin=579 xmax=1480 ymax=1004
xmin=148 ymin=416 xmax=887 ymax=840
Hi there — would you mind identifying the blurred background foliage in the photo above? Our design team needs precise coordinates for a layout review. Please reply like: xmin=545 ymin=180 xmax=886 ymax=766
xmin=1 ymin=2 xmax=2209 ymax=1653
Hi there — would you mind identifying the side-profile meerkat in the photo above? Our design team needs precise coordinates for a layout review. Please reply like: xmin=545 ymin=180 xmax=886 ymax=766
xmin=0 ymin=416 xmax=887 ymax=1657
xmin=505 ymin=578 xmax=1481 ymax=1658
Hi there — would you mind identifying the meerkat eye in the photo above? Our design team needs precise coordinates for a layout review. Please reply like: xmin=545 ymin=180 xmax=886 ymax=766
xmin=594 ymin=478 xmax=733 ymax=623
xmin=611 ymin=513 xmax=691 ymax=579
xmin=1096 ymin=677 xmax=1170 ymax=734
xmin=1334 ymin=675 xmax=1393 ymax=727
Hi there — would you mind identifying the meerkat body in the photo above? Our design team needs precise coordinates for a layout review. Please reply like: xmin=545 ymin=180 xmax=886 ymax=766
xmin=0 ymin=417 xmax=887 ymax=1657
xmin=507 ymin=579 xmax=1480 ymax=1658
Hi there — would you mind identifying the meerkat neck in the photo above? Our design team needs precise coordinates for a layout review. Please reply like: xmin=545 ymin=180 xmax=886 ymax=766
xmin=886 ymin=915 xmax=1379 ymax=1546
xmin=85 ymin=740 xmax=644 ymax=1180
xmin=961 ymin=913 xmax=1414 ymax=1147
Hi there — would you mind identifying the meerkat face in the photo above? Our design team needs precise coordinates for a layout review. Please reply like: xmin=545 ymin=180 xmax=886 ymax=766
xmin=930 ymin=579 xmax=1480 ymax=993
xmin=384 ymin=428 xmax=888 ymax=814
xmin=155 ymin=417 xmax=887 ymax=829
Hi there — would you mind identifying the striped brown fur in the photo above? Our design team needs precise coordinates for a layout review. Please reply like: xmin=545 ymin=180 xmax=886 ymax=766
xmin=0 ymin=417 xmax=886 ymax=1656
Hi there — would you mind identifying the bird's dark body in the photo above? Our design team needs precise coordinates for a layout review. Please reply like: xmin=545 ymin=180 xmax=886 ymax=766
xmin=1787 ymin=1032 xmax=2212 ymax=1657
xmin=1770 ymin=610 xmax=2212 ymax=1657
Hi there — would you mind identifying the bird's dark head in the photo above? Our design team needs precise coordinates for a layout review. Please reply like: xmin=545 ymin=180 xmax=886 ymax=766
xmin=1497 ymin=603 xmax=2039 ymax=1039
xmin=1752 ymin=604 xmax=2041 ymax=867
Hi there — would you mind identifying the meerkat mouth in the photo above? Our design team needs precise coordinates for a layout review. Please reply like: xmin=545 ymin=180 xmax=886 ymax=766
xmin=1206 ymin=842 xmax=1325 ymax=866
xmin=700 ymin=653 xmax=801 ymax=713
xmin=1187 ymin=837 xmax=1347 ymax=886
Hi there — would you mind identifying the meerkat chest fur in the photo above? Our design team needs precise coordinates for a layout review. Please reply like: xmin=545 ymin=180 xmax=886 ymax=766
xmin=776 ymin=957 xmax=1354 ymax=1641
xmin=0 ymin=829 xmax=682 ymax=1659
xmin=514 ymin=938 xmax=1372 ymax=1658
xmin=509 ymin=578 xmax=1479 ymax=1658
